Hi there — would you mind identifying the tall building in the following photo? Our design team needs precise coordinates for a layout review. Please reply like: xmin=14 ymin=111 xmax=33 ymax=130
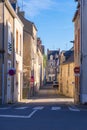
xmin=46 ymin=49 xmax=59 ymax=82
xmin=58 ymin=48 xmax=74 ymax=98
xmin=0 ymin=0 xmax=23 ymax=104
xmin=73 ymin=0 xmax=80 ymax=103
xmin=73 ymin=0 xmax=87 ymax=104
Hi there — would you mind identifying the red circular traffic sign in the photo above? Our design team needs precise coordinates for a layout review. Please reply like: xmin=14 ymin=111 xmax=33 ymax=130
xmin=74 ymin=66 xmax=80 ymax=74
xmin=30 ymin=76 xmax=34 ymax=82
xmin=8 ymin=68 xmax=16 ymax=76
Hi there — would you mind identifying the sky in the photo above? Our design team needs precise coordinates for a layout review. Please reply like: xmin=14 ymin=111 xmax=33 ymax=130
xmin=18 ymin=0 xmax=76 ymax=52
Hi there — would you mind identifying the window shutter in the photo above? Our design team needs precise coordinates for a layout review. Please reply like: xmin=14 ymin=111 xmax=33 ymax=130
xmin=8 ymin=22 xmax=12 ymax=54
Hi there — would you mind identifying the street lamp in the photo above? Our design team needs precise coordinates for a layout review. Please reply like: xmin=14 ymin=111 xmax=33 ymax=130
xmin=70 ymin=40 xmax=74 ymax=43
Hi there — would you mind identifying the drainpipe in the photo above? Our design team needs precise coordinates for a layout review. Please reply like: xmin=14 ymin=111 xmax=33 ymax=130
xmin=80 ymin=0 xmax=83 ymax=103
xmin=2 ymin=1 xmax=5 ymax=104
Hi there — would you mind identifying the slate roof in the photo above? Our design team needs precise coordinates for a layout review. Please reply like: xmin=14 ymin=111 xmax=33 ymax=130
xmin=63 ymin=50 xmax=74 ymax=64
xmin=18 ymin=12 xmax=37 ymax=37
xmin=48 ymin=50 xmax=59 ymax=60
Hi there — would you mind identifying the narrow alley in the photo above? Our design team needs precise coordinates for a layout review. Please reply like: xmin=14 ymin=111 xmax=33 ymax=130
xmin=22 ymin=84 xmax=74 ymax=104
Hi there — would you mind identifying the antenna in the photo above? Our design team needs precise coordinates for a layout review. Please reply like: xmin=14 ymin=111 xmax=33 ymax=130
xmin=21 ymin=0 xmax=26 ymax=11
xmin=22 ymin=0 xmax=23 ymax=10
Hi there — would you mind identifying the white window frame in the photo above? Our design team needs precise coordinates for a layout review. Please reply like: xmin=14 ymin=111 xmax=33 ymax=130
xmin=8 ymin=22 xmax=12 ymax=54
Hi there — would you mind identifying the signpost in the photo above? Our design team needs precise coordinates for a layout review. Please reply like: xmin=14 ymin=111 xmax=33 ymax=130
xmin=74 ymin=66 xmax=80 ymax=76
xmin=30 ymin=76 xmax=34 ymax=82
xmin=30 ymin=76 xmax=34 ymax=96
xmin=74 ymin=66 xmax=80 ymax=103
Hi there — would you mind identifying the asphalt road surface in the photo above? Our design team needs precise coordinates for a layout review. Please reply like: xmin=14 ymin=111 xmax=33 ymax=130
xmin=0 ymin=85 xmax=87 ymax=130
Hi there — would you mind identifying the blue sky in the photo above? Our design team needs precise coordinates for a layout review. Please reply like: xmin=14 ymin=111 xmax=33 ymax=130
xmin=18 ymin=0 xmax=76 ymax=52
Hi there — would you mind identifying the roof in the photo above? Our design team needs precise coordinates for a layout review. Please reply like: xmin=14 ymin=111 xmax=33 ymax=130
xmin=2 ymin=0 xmax=23 ymax=27
xmin=63 ymin=50 xmax=74 ymax=64
xmin=47 ymin=50 xmax=59 ymax=60
xmin=72 ymin=10 xmax=78 ymax=22
xmin=18 ymin=11 xmax=37 ymax=36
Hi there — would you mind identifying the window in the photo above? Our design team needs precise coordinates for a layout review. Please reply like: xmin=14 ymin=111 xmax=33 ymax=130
xmin=20 ymin=34 xmax=21 ymax=55
xmin=50 ymin=55 xmax=53 ymax=60
xmin=7 ymin=60 xmax=11 ymax=70
xmin=16 ymin=30 xmax=18 ymax=53
xmin=78 ymin=29 xmax=80 ymax=53
xmin=8 ymin=22 xmax=12 ymax=54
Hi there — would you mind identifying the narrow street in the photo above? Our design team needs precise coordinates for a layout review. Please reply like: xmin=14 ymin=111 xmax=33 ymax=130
xmin=0 ymin=1 xmax=87 ymax=130
xmin=0 ymin=85 xmax=87 ymax=130
xmin=24 ymin=84 xmax=74 ymax=103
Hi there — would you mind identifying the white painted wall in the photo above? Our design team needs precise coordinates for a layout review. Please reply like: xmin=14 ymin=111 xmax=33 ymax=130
xmin=14 ymin=18 xmax=23 ymax=102
xmin=80 ymin=0 xmax=87 ymax=103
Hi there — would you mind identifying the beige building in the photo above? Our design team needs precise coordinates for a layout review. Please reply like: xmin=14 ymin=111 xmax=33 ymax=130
xmin=58 ymin=48 xmax=75 ymax=98
xmin=73 ymin=0 xmax=87 ymax=104
xmin=73 ymin=1 xmax=80 ymax=103
xmin=37 ymin=37 xmax=44 ymax=90
xmin=13 ymin=17 xmax=23 ymax=102
xmin=18 ymin=10 xmax=39 ymax=97
xmin=0 ymin=0 xmax=23 ymax=104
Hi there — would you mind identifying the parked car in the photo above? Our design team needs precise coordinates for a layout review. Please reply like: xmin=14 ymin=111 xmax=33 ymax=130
xmin=52 ymin=81 xmax=59 ymax=88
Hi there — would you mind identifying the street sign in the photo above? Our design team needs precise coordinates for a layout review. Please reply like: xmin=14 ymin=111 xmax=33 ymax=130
xmin=8 ymin=68 xmax=16 ymax=76
xmin=75 ymin=73 xmax=80 ymax=77
xmin=74 ymin=66 xmax=80 ymax=74
xmin=30 ymin=76 xmax=34 ymax=82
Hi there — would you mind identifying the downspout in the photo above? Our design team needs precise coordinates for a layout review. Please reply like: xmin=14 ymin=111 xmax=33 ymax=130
xmin=12 ymin=18 xmax=15 ymax=103
xmin=80 ymin=0 xmax=83 ymax=103
xmin=2 ymin=1 xmax=5 ymax=104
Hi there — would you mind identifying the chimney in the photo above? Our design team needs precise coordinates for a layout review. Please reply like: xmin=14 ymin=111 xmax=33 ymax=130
xmin=9 ymin=0 xmax=17 ymax=12
xmin=20 ymin=11 xmax=25 ymax=17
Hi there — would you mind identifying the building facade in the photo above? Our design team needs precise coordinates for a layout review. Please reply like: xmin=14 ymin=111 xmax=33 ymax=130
xmin=80 ymin=0 xmax=87 ymax=104
xmin=37 ymin=37 xmax=44 ymax=90
xmin=13 ymin=18 xmax=23 ymax=102
xmin=0 ymin=0 xmax=23 ymax=104
xmin=46 ymin=49 xmax=59 ymax=82
xmin=58 ymin=48 xmax=75 ymax=98
xmin=73 ymin=1 xmax=80 ymax=103
xmin=73 ymin=0 xmax=87 ymax=104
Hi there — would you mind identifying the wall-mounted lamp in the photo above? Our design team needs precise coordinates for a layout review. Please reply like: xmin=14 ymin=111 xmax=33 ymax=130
xmin=70 ymin=40 xmax=74 ymax=43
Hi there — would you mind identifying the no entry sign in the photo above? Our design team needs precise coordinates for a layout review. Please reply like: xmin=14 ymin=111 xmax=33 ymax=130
xmin=30 ymin=76 xmax=34 ymax=82
xmin=74 ymin=66 xmax=80 ymax=74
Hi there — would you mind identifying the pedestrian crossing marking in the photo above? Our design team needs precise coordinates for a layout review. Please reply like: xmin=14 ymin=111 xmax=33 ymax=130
xmin=15 ymin=107 xmax=28 ymax=110
xmin=33 ymin=106 xmax=44 ymax=110
xmin=0 ymin=106 xmax=82 ymax=111
xmin=51 ymin=107 xmax=61 ymax=110
xmin=68 ymin=107 xmax=80 ymax=112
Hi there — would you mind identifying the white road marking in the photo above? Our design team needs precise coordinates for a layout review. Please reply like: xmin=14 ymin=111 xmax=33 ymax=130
xmin=68 ymin=107 xmax=80 ymax=112
xmin=33 ymin=106 xmax=44 ymax=110
xmin=0 ymin=110 xmax=38 ymax=119
xmin=0 ymin=105 xmax=81 ymax=119
xmin=28 ymin=109 xmax=37 ymax=118
xmin=15 ymin=107 xmax=28 ymax=109
xmin=0 ymin=106 xmax=42 ymax=119
xmin=51 ymin=107 xmax=61 ymax=110
xmin=0 ymin=114 xmax=27 ymax=118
